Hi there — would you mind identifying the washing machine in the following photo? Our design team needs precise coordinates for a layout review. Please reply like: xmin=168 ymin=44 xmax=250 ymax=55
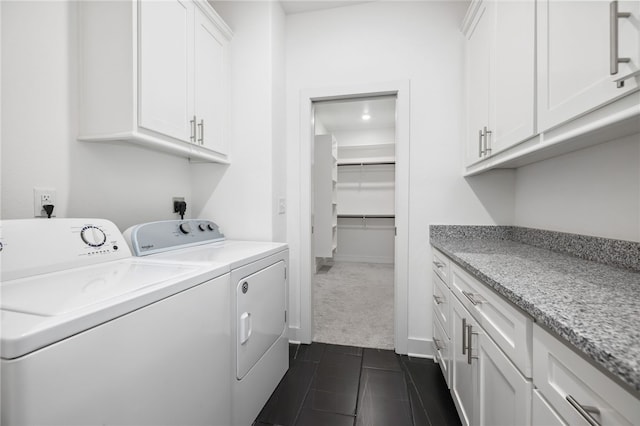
xmin=0 ymin=218 xmax=232 ymax=426
xmin=124 ymin=219 xmax=289 ymax=426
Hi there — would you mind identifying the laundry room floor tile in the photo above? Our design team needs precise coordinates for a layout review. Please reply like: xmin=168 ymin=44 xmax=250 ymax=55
xmin=254 ymin=343 xmax=460 ymax=426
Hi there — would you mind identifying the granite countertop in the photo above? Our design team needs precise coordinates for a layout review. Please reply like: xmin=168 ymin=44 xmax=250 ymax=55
xmin=429 ymin=226 xmax=640 ymax=394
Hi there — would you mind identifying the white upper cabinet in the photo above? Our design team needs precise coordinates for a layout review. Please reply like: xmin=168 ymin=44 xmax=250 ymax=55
xmin=464 ymin=0 xmax=535 ymax=166
xmin=194 ymin=5 xmax=229 ymax=154
xmin=138 ymin=0 xmax=194 ymax=144
xmin=537 ymin=0 xmax=640 ymax=132
xmin=465 ymin=1 xmax=492 ymax=166
xmin=78 ymin=0 xmax=232 ymax=163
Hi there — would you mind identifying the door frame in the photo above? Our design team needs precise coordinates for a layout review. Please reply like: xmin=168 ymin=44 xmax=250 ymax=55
xmin=297 ymin=80 xmax=410 ymax=354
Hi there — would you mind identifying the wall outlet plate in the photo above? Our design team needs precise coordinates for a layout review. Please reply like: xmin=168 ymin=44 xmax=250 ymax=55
xmin=172 ymin=197 xmax=185 ymax=214
xmin=34 ymin=187 xmax=57 ymax=217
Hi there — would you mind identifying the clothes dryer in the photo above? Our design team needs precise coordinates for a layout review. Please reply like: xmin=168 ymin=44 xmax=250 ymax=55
xmin=125 ymin=219 xmax=289 ymax=426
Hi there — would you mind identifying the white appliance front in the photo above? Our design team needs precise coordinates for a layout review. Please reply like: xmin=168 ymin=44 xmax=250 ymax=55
xmin=236 ymin=259 xmax=286 ymax=380
xmin=124 ymin=219 xmax=289 ymax=426
xmin=0 ymin=218 xmax=232 ymax=426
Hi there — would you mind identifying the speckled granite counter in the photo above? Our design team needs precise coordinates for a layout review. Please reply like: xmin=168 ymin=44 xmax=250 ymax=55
xmin=429 ymin=225 xmax=640 ymax=394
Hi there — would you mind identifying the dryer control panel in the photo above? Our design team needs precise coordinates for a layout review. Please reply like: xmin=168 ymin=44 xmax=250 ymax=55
xmin=124 ymin=219 xmax=225 ymax=256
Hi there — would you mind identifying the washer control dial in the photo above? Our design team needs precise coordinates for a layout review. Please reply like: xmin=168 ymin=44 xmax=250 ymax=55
xmin=179 ymin=222 xmax=192 ymax=234
xmin=81 ymin=226 xmax=107 ymax=247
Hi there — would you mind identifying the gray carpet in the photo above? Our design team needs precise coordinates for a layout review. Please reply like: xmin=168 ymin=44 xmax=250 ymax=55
xmin=313 ymin=262 xmax=394 ymax=350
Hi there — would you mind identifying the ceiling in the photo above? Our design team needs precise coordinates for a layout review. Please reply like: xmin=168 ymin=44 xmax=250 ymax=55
xmin=314 ymin=96 xmax=396 ymax=132
xmin=279 ymin=1 xmax=374 ymax=15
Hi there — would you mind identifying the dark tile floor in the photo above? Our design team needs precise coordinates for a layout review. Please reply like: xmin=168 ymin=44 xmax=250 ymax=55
xmin=254 ymin=342 xmax=460 ymax=426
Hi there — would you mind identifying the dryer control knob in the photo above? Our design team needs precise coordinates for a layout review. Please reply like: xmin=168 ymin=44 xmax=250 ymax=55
xmin=81 ymin=226 xmax=107 ymax=247
xmin=179 ymin=223 xmax=192 ymax=234
xmin=207 ymin=224 xmax=215 ymax=231
xmin=198 ymin=223 xmax=207 ymax=231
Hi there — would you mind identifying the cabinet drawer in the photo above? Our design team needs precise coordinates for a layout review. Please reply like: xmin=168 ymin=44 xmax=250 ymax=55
xmin=433 ymin=273 xmax=451 ymax=338
xmin=533 ymin=325 xmax=640 ymax=426
xmin=433 ymin=314 xmax=451 ymax=389
xmin=432 ymin=248 xmax=450 ymax=285
xmin=532 ymin=389 xmax=566 ymax=426
xmin=451 ymin=263 xmax=533 ymax=377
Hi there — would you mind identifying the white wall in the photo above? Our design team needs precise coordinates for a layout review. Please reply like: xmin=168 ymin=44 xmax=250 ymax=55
xmin=191 ymin=1 xmax=286 ymax=241
xmin=286 ymin=1 xmax=516 ymax=354
xmin=1 ymin=1 xmax=192 ymax=231
xmin=333 ymin=128 xmax=395 ymax=147
xmin=515 ymin=134 xmax=640 ymax=242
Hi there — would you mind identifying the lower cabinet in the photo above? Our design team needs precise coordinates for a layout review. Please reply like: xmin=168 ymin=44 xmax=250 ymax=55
xmin=532 ymin=389 xmax=566 ymax=426
xmin=450 ymin=294 xmax=532 ymax=426
xmin=532 ymin=324 xmax=640 ymax=426
xmin=431 ymin=248 xmax=639 ymax=426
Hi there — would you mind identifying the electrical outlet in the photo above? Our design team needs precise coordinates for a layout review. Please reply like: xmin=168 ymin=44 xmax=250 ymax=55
xmin=34 ymin=188 xmax=57 ymax=217
xmin=278 ymin=197 xmax=286 ymax=214
xmin=172 ymin=197 xmax=185 ymax=214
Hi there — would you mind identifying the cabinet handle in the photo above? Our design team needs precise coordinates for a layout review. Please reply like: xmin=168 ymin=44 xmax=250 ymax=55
xmin=190 ymin=116 xmax=196 ymax=143
xmin=197 ymin=119 xmax=204 ymax=145
xmin=462 ymin=318 xmax=467 ymax=355
xmin=433 ymin=294 xmax=444 ymax=305
xmin=467 ymin=324 xmax=478 ymax=365
xmin=478 ymin=129 xmax=485 ymax=156
xmin=462 ymin=290 xmax=485 ymax=306
xmin=566 ymin=395 xmax=602 ymax=426
xmin=484 ymin=126 xmax=492 ymax=156
xmin=433 ymin=337 xmax=443 ymax=351
xmin=433 ymin=260 xmax=445 ymax=269
xmin=610 ymin=1 xmax=631 ymax=77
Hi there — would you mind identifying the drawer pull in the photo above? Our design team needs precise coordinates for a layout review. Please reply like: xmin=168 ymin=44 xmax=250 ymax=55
xmin=462 ymin=290 xmax=485 ymax=306
xmin=433 ymin=294 xmax=444 ymax=305
xmin=433 ymin=338 xmax=444 ymax=351
xmin=462 ymin=318 xmax=467 ymax=355
xmin=467 ymin=324 xmax=478 ymax=365
xmin=433 ymin=261 xmax=445 ymax=269
xmin=566 ymin=395 xmax=601 ymax=426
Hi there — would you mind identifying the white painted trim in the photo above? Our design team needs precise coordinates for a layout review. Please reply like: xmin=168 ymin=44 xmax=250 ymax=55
xmin=297 ymin=80 xmax=411 ymax=353
xmin=333 ymin=255 xmax=394 ymax=264
xmin=407 ymin=337 xmax=434 ymax=359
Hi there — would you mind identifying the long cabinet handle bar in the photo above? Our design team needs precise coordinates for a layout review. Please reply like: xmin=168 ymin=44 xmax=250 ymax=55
xmin=610 ymin=1 xmax=631 ymax=76
xmin=478 ymin=129 xmax=484 ymax=157
xmin=566 ymin=395 xmax=602 ymax=426
xmin=190 ymin=116 xmax=196 ymax=143
xmin=462 ymin=318 xmax=467 ymax=355
xmin=433 ymin=338 xmax=443 ymax=351
xmin=197 ymin=119 xmax=204 ymax=145
xmin=462 ymin=290 xmax=485 ymax=306
xmin=484 ymin=126 xmax=492 ymax=156
xmin=467 ymin=324 xmax=473 ymax=365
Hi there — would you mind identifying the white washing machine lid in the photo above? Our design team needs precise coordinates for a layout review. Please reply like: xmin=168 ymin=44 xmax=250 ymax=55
xmin=148 ymin=240 xmax=288 ymax=269
xmin=1 ymin=258 xmax=229 ymax=359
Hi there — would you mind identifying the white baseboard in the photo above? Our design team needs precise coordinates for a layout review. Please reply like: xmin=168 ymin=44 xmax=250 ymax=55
xmin=407 ymin=337 xmax=434 ymax=359
xmin=288 ymin=326 xmax=312 ymax=344
xmin=333 ymin=254 xmax=394 ymax=264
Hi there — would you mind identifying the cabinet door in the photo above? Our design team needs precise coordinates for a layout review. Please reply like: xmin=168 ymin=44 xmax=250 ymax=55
xmin=451 ymin=296 xmax=476 ymax=426
xmin=194 ymin=6 xmax=227 ymax=154
xmin=532 ymin=389 xmax=567 ymax=426
xmin=476 ymin=330 xmax=532 ymax=426
xmin=491 ymin=0 xmax=535 ymax=154
xmin=138 ymin=0 xmax=194 ymax=143
xmin=465 ymin=1 xmax=492 ymax=166
xmin=537 ymin=0 xmax=640 ymax=132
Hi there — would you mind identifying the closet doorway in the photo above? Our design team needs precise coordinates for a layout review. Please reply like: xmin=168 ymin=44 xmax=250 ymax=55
xmin=311 ymin=96 xmax=397 ymax=350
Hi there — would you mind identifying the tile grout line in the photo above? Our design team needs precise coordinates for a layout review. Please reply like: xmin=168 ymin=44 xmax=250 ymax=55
xmin=400 ymin=356 xmax=434 ymax=426
xmin=291 ymin=346 xmax=323 ymax=426
xmin=352 ymin=350 xmax=365 ymax=426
